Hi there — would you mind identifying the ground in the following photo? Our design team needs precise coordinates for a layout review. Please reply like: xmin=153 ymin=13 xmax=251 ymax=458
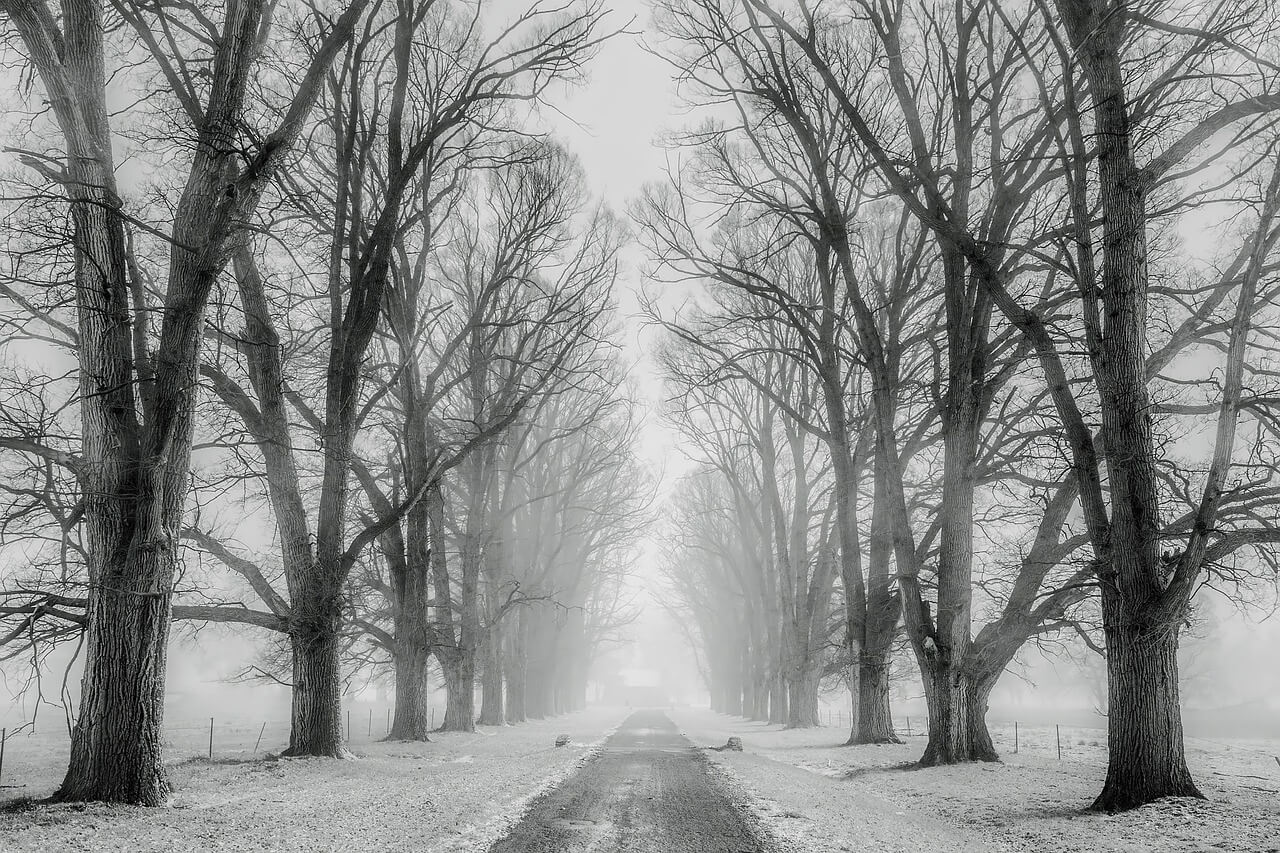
xmin=671 ymin=707 xmax=1280 ymax=853
xmin=492 ymin=709 xmax=761 ymax=852
xmin=0 ymin=707 xmax=627 ymax=852
xmin=1 ymin=705 xmax=1277 ymax=852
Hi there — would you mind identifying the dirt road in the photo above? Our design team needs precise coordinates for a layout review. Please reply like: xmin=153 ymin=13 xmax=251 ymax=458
xmin=488 ymin=710 xmax=767 ymax=853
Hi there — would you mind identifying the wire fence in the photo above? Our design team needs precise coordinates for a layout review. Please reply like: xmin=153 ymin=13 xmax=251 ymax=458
xmin=0 ymin=703 xmax=439 ymax=789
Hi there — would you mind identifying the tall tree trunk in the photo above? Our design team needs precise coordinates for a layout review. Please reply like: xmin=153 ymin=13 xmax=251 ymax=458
xmin=1052 ymin=0 xmax=1204 ymax=809
xmin=769 ymin=668 xmax=788 ymax=725
xmin=918 ymin=667 xmax=997 ymax=766
xmin=438 ymin=650 xmax=475 ymax=732
xmin=478 ymin=620 xmax=505 ymax=725
xmin=787 ymin=660 xmax=820 ymax=728
xmin=284 ymin=615 xmax=345 ymax=756
xmin=853 ymin=652 xmax=899 ymax=744
xmin=723 ymin=644 xmax=744 ymax=715
xmin=850 ymin=463 xmax=901 ymax=744
xmin=753 ymin=661 xmax=770 ymax=721
xmin=57 ymin=554 xmax=173 ymax=804
xmin=1093 ymin=602 xmax=1200 ymax=810
xmin=739 ymin=646 xmax=755 ymax=718
xmin=505 ymin=609 xmax=528 ymax=723
xmin=389 ymin=635 xmax=432 ymax=740
xmin=915 ymin=390 xmax=993 ymax=765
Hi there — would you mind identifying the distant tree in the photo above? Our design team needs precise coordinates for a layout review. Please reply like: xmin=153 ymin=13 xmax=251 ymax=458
xmin=191 ymin=7 xmax=610 ymax=751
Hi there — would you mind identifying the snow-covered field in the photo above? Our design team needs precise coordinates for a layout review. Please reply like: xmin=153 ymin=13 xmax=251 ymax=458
xmin=672 ymin=706 xmax=1280 ymax=853
xmin=3 ymin=704 xmax=1277 ymax=852
xmin=0 ymin=706 xmax=629 ymax=852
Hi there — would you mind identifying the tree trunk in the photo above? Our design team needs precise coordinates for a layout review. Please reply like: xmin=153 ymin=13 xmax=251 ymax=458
xmin=724 ymin=653 xmax=744 ymax=715
xmin=505 ymin=609 xmax=528 ymax=723
xmin=56 ymin=566 xmax=173 ymax=805
xmin=769 ymin=669 xmax=788 ymax=725
xmin=918 ymin=667 xmax=997 ymax=766
xmin=438 ymin=651 xmax=475 ymax=732
xmin=506 ymin=665 xmax=527 ymax=723
xmin=1092 ymin=614 xmax=1202 ymax=810
xmin=388 ymin=636 xmax=431 ymax=741
xmin=851 ymin=653 xmax=899 ymax=744
xmin=478 ymin=620 xmax=505 ymax=725
xmin=283 ymin=621 xmax=345 ymax=757
xmin=850 ymin=463 xmax=901 ymax=744
xmin=786 ymin=659 xmax=821 ymax=728
xmin=753 ymin=665 xmax=770 ymax=721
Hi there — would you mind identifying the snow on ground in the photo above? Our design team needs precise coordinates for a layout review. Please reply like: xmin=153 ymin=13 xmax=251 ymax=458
xmin=0 ymin=706 xmax=628 ymax=853
xmin=671 ymin=706 xmax=1280 ymax=853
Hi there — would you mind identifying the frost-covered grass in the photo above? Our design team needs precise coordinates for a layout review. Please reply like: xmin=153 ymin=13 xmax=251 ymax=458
xmin=0 ymin=705 xmax=629 ymax=852
xmin=673 ymin=706 xmax=1280 ymax=853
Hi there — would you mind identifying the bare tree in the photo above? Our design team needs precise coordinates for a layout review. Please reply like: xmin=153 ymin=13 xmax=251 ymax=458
xmin=750 ymin=0 xmax=1280 ymax=808
xmin=185 ymin=0 xmax=610 ymax=753
xmin=0 ymin=0 xmax=366 ymax=803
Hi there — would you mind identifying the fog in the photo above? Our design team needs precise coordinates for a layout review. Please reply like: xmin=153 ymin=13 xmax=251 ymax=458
xmin=0 ymin=2 xmax=1279 ymax=847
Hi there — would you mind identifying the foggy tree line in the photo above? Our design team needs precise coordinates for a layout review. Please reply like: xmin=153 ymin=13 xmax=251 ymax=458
xmin=0 ymin=0 xmax=646 ymax=806
xmin=646 ymin=0 xmax=1280 ymax=812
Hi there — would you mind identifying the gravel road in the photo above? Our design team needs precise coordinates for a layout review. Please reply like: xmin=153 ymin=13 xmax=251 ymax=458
xmin=488 ymin=709 xmax=767 ymax=853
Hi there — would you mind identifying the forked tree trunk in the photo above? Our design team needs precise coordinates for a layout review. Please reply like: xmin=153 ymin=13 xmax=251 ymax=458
xmin=1093 ymin=612 xmax=1201 ymax=810
xmin=284 ymin=620 xmax=345 ymax=757
xmin=918 ymin=668 xmax=997 ymax=766
xmin=57 ymin=562 xmax=173 ymax=804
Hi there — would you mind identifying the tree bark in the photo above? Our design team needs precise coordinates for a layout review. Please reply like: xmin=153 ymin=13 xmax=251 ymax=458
xmin=478 ymin=620 xmax=505 ymax=725
xmin=438 ymin=650 xmax=475 ymax=732
xmin=505 ymin=608 xmax=528 ymax=723
xmin=918 ymin=667 xmax=998 ymax=766
xmin=852 ymin=652 xmax=899 ymax=745
xmin=283 ymin=619 xmax=345 ymax=757
xmin=849 ymin=462 xmax=901 ymax=744
xmin=787 ymin=659 xmax=821 ymax=728
xmin=769 ymin=668 xmax=788 ymax=725
xmin=388 ymin=636 xmax=432 ymax=740
xmin=56 ymin=564 xmax=173 ymax=804
xmin=1092 ymin=606 xmax=1201 ymax=810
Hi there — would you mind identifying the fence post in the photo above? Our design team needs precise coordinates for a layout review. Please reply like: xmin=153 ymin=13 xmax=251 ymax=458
xmin=1015 ymin=721 xmax=1019 ymax=754
xmin=386 ymin=708 xmax=391 ymax=734
xmin=347 ymin=710 xmax=351 ymax=741
xmin=0 ymin=727 xmax=6 ymax=785
xmin=208 ymin=717 xmax=214 ymax=759
xmin=368 ymin=708 xmax=372 ymax=738
xmin=1056 ymin=724 xmax=1062 ymax=760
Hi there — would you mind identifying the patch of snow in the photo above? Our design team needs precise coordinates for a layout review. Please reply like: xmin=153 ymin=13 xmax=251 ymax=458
xmin=0 ymin=706 xmax=631 ymax=853
xmin=673 ymin=706 xmax=1280 ymax=853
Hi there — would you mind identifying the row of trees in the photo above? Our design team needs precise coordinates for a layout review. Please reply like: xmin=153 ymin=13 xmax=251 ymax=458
xmin=0 ymin=0 xmax=643 ymax=806
xmin=647 ymin=0 xmax=1280 ymax=812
